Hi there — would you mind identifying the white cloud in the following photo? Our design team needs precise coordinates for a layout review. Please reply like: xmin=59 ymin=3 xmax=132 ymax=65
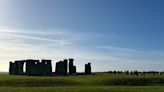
xmin=0 ymin=26 xmax=164 ymax=72
xmin=96 ymin=45 xmax=139 ymax=52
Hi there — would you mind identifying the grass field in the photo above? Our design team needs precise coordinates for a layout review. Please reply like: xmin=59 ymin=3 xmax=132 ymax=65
xmin=0 ymin=73 xmax=163 ymax=92
xmin=0 ymin=86 xmax=164 ymax=92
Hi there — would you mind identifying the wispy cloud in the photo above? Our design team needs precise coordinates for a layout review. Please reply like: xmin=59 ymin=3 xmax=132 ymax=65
xmin=96 ymin=45 xmax=139 ymax=53
xmin=0 ymin=33 xmax=70 ymax=45
xmin=0 ymin=26 xmax=164 ymax=72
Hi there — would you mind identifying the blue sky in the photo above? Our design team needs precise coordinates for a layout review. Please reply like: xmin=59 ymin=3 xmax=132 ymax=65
xmin=0 ymin=0 xmax=164 ymax=72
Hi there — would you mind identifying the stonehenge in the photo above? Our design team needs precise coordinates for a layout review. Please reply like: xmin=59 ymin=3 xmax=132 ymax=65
xmin=9 ymin=59 xmax=91 ymax=76
xmin=9 ymin=59 xmax=52 ymax=76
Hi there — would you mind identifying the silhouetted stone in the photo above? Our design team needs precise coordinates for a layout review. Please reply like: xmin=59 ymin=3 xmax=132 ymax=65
xmin=85 ymin=63 xmax=91 ymax=74
xmin=73 ymin=66 xmax=76 ymax=74
xmin=63 ymin=59 xmax=68 ymax=75
xmin=69 ymin=59 xmax=73 ymax=75
xmin=9 ymin=58 xmax=90 ymax=76
xmin=9 ymin=59 xmax=52 ymax=76
xmin=42 ymin=59 xmax=52 ymax=75
xmin=55 ymin=59 xmax=68 ymax=76
xmin=9 ymin=62 xmax=13 ymax=74
xmin=9 ymin=62 xmax=16 ymax=75
xmin=55 ymin=58 xmax=76 ymax=76
xmin=15 ymin=61 xmax=25 ymax=75
xmin=9 ymin=60 xmax=25 ymax=75
xmin=69 ymin=59 xmax=76 ymax=75
xmin=55 ymin=61 xmax=65 ymax=75
xmin=26 ymin=59 xmax=39 ymax=75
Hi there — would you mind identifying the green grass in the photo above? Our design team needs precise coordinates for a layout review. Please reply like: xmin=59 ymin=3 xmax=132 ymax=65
xmin=0 ymin=86 xmax=164 ymax=92
xmin=0 ymin=74 xmax=163 ymax=92
xmin=0 ymin=73 xmax=164 ymax=87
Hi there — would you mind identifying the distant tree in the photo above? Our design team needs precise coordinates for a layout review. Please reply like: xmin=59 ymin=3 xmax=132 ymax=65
xmin=143 ymin=71 xmax=146 ymax=76
xmin=114 ymin=71 xmax=116 ymax=74
xmin=130 ymin=71 xmax=133 ymax=75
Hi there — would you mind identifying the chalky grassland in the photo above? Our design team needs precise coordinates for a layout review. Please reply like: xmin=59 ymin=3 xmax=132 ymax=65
xmin=0 ymin=73 xmax=164 ymax=92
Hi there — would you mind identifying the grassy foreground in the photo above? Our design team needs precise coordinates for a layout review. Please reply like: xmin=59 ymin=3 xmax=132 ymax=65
xmin=0 ymin=73 xmax=164 ymax=87
xmin=0 ymin=74 xmax=163 ymax=92
xmin=0 ymin=86 xmax=164 ymax=92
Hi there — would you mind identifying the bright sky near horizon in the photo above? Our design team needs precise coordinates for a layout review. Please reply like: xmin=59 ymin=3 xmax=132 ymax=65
xmin=0 ymin=0 xmax=164 ymax=72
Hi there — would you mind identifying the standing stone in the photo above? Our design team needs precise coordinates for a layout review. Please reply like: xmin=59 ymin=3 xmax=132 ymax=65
xmin=85 ymin=63 xmax=91 ymax=74
xmin=69 ymin=59 xmax=76 ymax=75
xmin=55 ymin=62 xmax=59 ymax=75
xmin=25 ymin=59 xmax=39 ymax=75
xmin=88 ymin=63 xmax=91 ymax=74
xmin=12 ymin=62 xmax=17 ymax=75
xmin=42 ymin=59 xmax=52 ymax=75
xmin=63 ymin=59 xmax=68 ymax=75
xmin=73 ymin=66 xmax=76 ymax=74
xmin=55 ymin=61 xmax=65 ymax=75
xmin=9 ymin=62 xmax=13 ymax=74
xmin=36 ymin=62 xmax=43 ymax=75
xmin=69 ymin=59 xmax=74 ymax=75
xmin=55 ymin=59 xmax=68 ymax=76
xmin=15 ymin=61 xmax=24 ymax=75
xmin=46 ymin=60 xmax=52 ymax=75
